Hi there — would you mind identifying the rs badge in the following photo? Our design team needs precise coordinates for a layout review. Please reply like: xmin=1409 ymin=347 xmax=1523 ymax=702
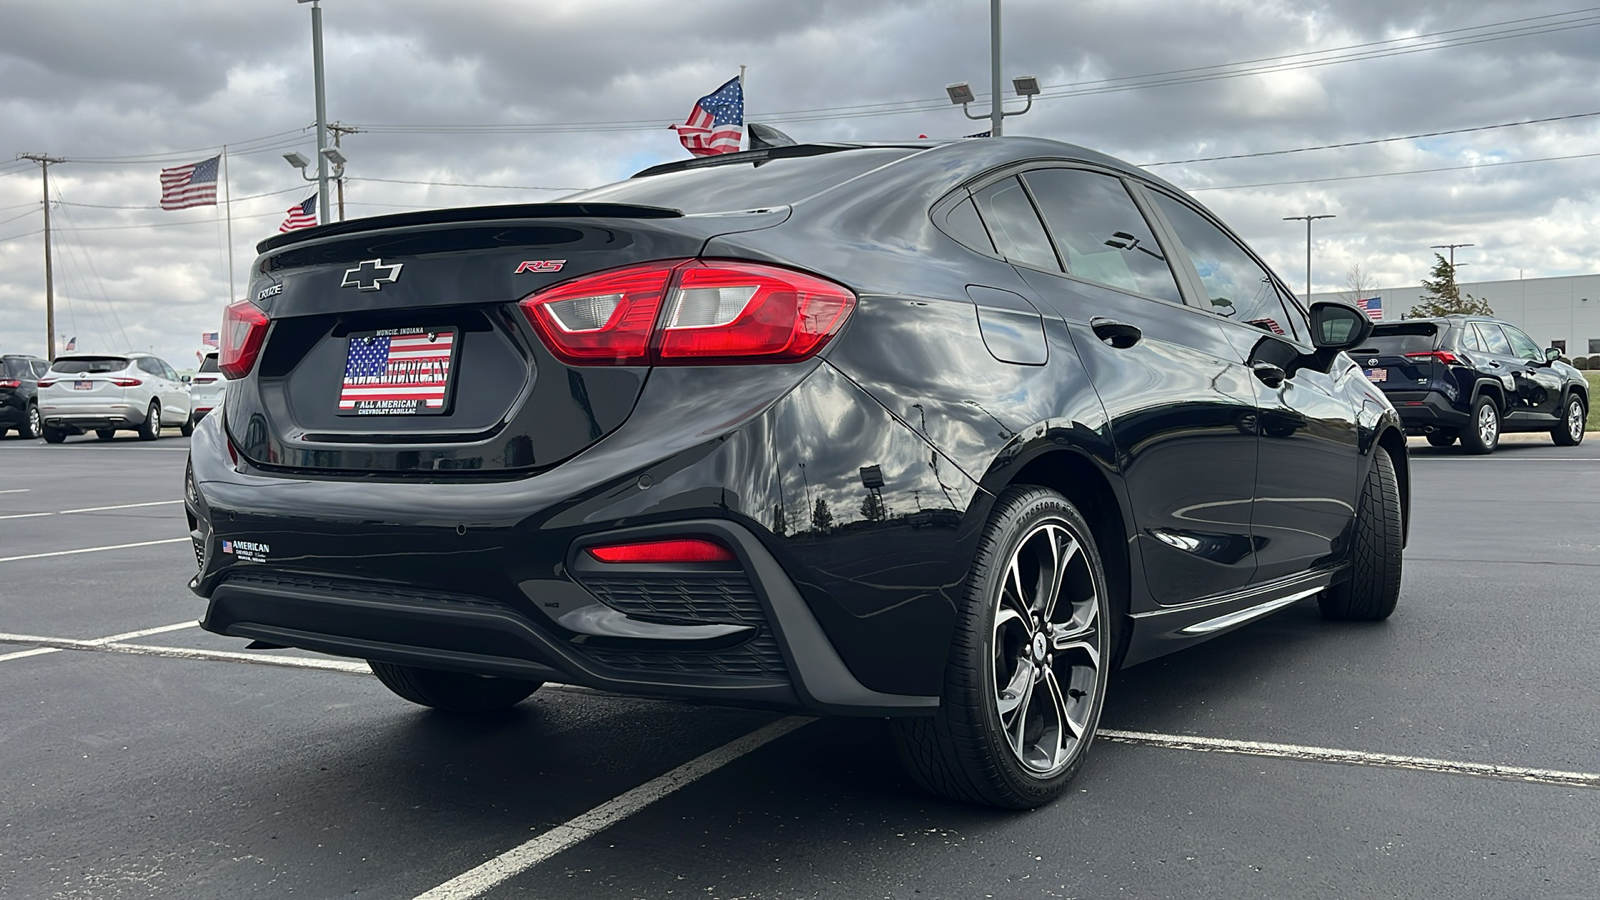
xmin=515 ymin=260 xmax=566 ymax=274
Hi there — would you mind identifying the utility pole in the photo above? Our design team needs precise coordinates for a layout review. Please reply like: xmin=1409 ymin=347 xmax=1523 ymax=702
xmin=1284 ymin=214 xmax=1335 ymax=300
xmin=1431 ymin=242 xmax=1474 ymax=269
xmin=299 ymin=0 xmax=332 ymax=225
xmin=18 ymin=153 xmax=64 ymax=361
xmin=328 ymin=122 xmax=360 ymax=222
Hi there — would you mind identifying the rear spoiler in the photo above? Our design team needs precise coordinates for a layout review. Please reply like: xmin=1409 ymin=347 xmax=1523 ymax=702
xmin=256 ymin=203 xmax=682 ymax=253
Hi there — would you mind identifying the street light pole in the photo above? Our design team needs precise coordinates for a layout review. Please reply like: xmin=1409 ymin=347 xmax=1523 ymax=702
xmin=1430 ymin=242 xmax=1474 ymax=269
xmin=300 ymin=0 xmax=332 ymax=226
xmin=989 ymin=0 xmax=1003 ymax=137
xmin=1284 ymin=214 xmax=1335 ymax=300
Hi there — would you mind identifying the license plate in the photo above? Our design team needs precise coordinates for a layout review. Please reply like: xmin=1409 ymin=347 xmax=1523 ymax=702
xmin=74 ymin=380 xmax=93 ymax=390
xmin=1365 ymin=368 xmax=1387 ymax=383
xmin=337 ymin=326 xmax=458 ymax=416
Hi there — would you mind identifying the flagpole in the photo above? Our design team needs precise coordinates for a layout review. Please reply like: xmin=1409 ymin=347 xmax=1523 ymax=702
xmin=739 ymin=64 xmax=747 ymax=151
xmin=222 ymin=146 xmax=235 ymax=302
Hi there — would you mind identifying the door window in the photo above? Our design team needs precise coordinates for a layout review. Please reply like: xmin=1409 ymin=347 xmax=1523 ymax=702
xmin=1019 ymin=168 xmax=1182 ymax=304
xmin=1474 ymin=323 xmax=1513 ymax=356
xmin=1148 ymin=193 xmax=1301 ymax=340
xmin=971 ymin=177 xmax=1059 ymax=272
xmin=160 ymin=360 xmax=181 ymax=382
xmin=1502 ymin=326 xmax=1543 ymax=361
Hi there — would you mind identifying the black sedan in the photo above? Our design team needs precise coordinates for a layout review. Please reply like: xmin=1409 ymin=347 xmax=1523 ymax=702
xmin=185 ymin=137 xmax=1408 ymax=809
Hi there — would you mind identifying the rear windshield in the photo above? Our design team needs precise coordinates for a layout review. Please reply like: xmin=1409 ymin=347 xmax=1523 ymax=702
xmin=49 ymin=356 xmax=129 ymax=374
xmin=568 ymin=148 xmax=917 ymax=214
xmin=3 ymin=358 xmax=32 ymax=379
xmin=1356 ymin=324 xmax=1438 ymax=356
xmin=198 ymin=354 xmax=220 ymax=373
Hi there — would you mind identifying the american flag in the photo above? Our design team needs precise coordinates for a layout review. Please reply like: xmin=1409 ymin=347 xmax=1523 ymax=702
xmin=280 ymin=194 xmax=318 ymax=232
xmin=673 ymin=77 xmax=743 ymax=157
xmin=1357 ymin=296 xmax=1384 ymax=320
xmin=64 ymin=336 xmax=76 ymax=351
xmin=201 ymin=332 xmax=219 ymax=348
xmin=339 ymin=331 xmax=454 ymax=413
xmin=159 ymin=155 xmax=220 ymax=209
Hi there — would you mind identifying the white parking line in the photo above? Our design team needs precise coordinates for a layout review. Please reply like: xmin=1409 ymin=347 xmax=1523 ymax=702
xmin=0 ymin=621 xmax=196 ymax=663
xmin=1099 ymin=729 xmax=1600 ymax=789
xmin=0 ymin=488 xmax=31 ymax=494
xmin=0 ymin=500 xmax=182 ymax=521
xmin=0 ymin=627 xmax=369 ymax=673
xmin=413 ymin=716 xmax=814 ymax=900
xmin=0 ymin=537 xmax=189 ymax=564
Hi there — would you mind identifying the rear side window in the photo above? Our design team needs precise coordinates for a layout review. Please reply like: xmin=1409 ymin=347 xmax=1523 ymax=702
xmin=569 ymin=148 xmax=916 ymax=213
xmin=1362 ymin=324 xmax=1439 ymax=355
xmin=1474 ymin=323 xmax=1513 ymax=355
xmin=50 ymin=356 xmax=128 ymax=374
xmin=32 ymin=360 xmax=46 ymax=378
xmin=1455 ymin=324 xmax=1484 ymax=352
xmin=1149 ymin=193 xmax=1301 ymax=339
xmin=1020 ymin=168 xmax=1182 ymax=304
xmin=972 ymin=178 xmax=1058 ymax=272
xmin=198 ymin=354 xmax=220 ymax=373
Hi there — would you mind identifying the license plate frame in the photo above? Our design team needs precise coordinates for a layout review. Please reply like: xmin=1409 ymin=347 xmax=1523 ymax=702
xmin=337 ymin=326 xmax=458 ymax=417
xmin=74 ymin=380 xmax=93 ymax=391
xmin=1365 ymin=368 xmax=1387 ymax=383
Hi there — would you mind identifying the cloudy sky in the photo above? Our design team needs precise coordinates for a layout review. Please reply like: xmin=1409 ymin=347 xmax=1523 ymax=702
xmin=2 ymin=0 xmax=1598 ymax=365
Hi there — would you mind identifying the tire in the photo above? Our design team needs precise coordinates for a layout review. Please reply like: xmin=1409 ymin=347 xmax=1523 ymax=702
xmin=1552 ymin=393 xmax=1585 ymax=446
xmin=42 ymin=426 xmax=67 ymax=444
xmin=20 ymin=403 xmax=42 ymax=440
xmin=1459 ymin=395 xmax=1500 ymax=454
xmin=1424 ymin=431 xmax=1455 ymax=448
xmin=368 ymin=660 xmax=542 ymax=713
xmin=1319 ymin=448 xmax=1403 ymax=621
xmin=137 ymin=402 xmax=161 ymax=441
xmin=95 ymin=429 xmax=116 ymax=441
xmin=179 ymin=413 xmax=194 ymax=437
xmin=891 ymin=486 xmax=1111 ymax=809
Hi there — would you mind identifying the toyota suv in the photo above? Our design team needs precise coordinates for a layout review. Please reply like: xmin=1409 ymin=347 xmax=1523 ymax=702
xmin=1354 ymin=315 xmax=1587 ymax=453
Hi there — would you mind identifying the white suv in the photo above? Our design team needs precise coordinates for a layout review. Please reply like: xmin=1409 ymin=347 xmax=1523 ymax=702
xmin=38 ymin=352 xmax=192 ymax=442
xmin=188 ymin=351 xmax=225 ymax=426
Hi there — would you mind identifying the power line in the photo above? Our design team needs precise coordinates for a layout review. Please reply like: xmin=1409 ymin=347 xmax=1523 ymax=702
xmin=1187 ymin=150 xmax=1600 ymax=192
xmin=349 ymin=177 xmax=581 ymax=191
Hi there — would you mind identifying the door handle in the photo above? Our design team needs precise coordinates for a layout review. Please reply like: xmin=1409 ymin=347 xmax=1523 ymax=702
xmin=1252 ymin=362 xmax=1286 ymax=388
xmin=1488 ymin=360 xmax=1501 ymax=368
xmin=1090 ymin=317 xmax=1142 ymax=349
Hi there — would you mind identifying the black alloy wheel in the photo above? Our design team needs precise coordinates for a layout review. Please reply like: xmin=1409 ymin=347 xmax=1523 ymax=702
xmin=1425 ymin=430 xmax=1455 ymax=448
xmin=892 ymin=486 xmax=1111 ymax=808
xmin=1319 ymin=449 xmax=1403 ymax=621
xmin=137 ymin=402 xmax=161 ymax=441
xmin=1552 ymin=394 xmax=1586 ymax=446
xmin=1460 ymin=395 xmax=1500 ymax=455
xmin=368 ymin=660 xmax=543 ymax=713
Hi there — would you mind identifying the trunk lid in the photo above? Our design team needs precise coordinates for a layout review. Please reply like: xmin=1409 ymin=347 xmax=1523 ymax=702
xmin=227 ymin=203 xmax=788 ymax=475
xmin=1353 ymin=323 xmax=1442 ymax=390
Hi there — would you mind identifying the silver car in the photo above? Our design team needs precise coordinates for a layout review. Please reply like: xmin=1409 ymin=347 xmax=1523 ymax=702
xmin=37 ymin=352 xmax=192 ymax=442
xmin=188 ymin=351 xmax=225 ymax=427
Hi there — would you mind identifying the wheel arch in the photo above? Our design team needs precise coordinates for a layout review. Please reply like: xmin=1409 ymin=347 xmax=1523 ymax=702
xmin=1471 ymin=378 xmax=1506 ymax=410
xmin=1373 ymin=425 xmax=1410 ymax=547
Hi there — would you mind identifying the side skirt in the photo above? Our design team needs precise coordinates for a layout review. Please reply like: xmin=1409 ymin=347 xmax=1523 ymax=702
xmin=1121 ymin=567 xmax=1341 ymax=667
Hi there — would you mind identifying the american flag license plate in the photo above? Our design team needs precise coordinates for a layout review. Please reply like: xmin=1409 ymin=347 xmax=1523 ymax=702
xmin=337 ymin=326 xmax=458 ymax=416
xmin=1365 ymin=368 xmax=1387 ymax=383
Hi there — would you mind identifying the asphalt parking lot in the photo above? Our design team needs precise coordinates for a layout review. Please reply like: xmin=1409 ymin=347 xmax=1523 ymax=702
xmin=2 ymin=431 xmax=1597 ymax=899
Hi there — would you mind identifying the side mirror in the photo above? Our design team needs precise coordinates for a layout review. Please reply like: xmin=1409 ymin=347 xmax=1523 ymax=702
xmin=181 ymin=374 xmax=192 ymax=384
xmin=1308 ymin=301 xmax=1374 ymax=351
xmin=1546 ymin=347 xmax=1563 ymax=363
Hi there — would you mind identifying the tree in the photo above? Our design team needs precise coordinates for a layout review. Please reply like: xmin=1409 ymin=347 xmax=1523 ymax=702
xmin=1340 ymin=263 xmax=1380 ymax=306
xmin=811 ymin=497 xmax=834 ymax=532
xmin=1410 ymin=253 xmax=1493 ymax=318
xmin=860 ymin=491 xmax=886 ymax=521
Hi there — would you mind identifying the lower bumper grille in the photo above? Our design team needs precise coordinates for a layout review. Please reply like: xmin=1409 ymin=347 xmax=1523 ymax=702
xmin=579 ymin=573 xmax=789 ymax=680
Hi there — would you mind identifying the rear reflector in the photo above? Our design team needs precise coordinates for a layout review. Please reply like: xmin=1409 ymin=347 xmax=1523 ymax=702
xmin=220 ymin=300 xmax=270 ymax=379
xmin=519 ymin=259 xmax=855 ymax=366
xmin=585 ymin=538 xmax=737 ymax=563
xmin=1404 ymin=350 xmax=1461 ymax=365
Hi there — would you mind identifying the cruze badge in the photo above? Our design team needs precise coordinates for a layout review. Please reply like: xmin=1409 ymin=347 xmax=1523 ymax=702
xmin=515 ymin=259 xmax=566 ymax=274
xmin=341 ymin=259 xmax=404 ymax=291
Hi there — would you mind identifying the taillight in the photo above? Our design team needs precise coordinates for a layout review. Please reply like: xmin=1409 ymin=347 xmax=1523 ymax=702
xmin=519 ymin=260 xmax=856 ymax=366
xmin=585 ymin=537 xmax=737 ymax=563
xmin=0 ymin=379 xmax=19 ymax=389
xmin=220 ymin=299 xmax=270 ymax=379
xmin=110 ymin=377 xmax=143 ymax=387
xmin=1405 ymin=350 xmax=1461 ymax=365
xmin=36 ymin=378 xmax=56 ymax=388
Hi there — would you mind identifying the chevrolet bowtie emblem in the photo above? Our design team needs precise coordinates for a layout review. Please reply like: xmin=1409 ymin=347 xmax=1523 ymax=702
xmin=341 ymin=259 xmax=404 ymax=291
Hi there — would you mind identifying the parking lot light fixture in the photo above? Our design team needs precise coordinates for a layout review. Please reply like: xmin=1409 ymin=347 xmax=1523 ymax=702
xmin=946 ymin=83 xmax=976 ymax=105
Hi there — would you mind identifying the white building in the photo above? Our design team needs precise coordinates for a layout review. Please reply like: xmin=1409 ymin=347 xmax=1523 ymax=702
xmin=1312 ymin=273 xmax=1600 ymax=356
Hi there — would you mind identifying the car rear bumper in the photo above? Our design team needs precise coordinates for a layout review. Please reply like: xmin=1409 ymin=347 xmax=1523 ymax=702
xmin=1382 ymin=390 xmax=1468 ymax=433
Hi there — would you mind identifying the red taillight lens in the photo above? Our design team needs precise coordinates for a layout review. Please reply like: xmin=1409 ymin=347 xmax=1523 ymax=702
xmin=518 ymin=260 xmax=856 ymax=367
xmin=110 ymin=377 xmax=143 ymax=387
xmin=0 ymin=379 xmax=19 ymax=389
xmin=36 ymin=378 xmax=56 ymax=388
xmin=1404 ymin=350 xmax=1460 ymax=365
xmin=655 ymin=261 xmax=857 ymax=363
xmin=219 ymin=300 xmax=270 ymax=379
xmin=519 ymin=261 xmax=683 ymax=365
xmin=585 ymin=538 xmax=737 ymax=563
